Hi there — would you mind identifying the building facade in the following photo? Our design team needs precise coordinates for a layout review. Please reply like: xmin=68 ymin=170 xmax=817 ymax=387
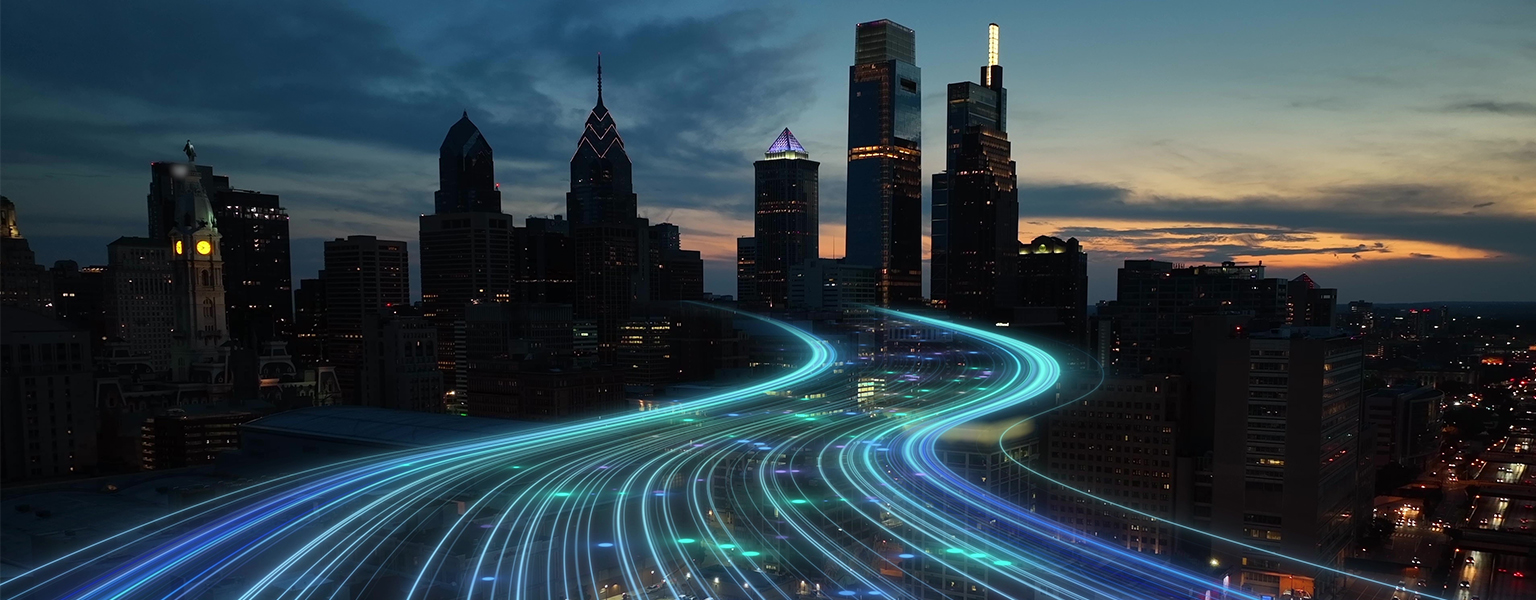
xmin=932 ymin=24 xmax=1016 ymax=318
xmin=1015 ymin=235 xmax=1088 ymax=348
xmin=846 ymin=19 xmax=922 ymax=306
xmin=321 ymin=236 xmax=409 ymax=404
xmin=105 ymin=237 xmax=176 ymax=373
xmin=752 ymin=129 xmax=819 ymax=309
xmin=0 ymin=309 xmax=99 ymax=481
xmin=211 ymin=188 xmax=293 ymax=349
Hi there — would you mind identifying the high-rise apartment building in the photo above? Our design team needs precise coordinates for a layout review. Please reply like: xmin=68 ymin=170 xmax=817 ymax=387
xmin=322 ymin=235 xmax=409 ymax=403
xmin=1285 ymin=274 xmax=1337 ymax=328
xmin=752 ymin=129 xmax=819 ymax=309
xmin=212 ymin=189 xmax=293 ymax=348
xmin=420 ymin=112 xmax=518 ymax=394
xmin=1190 ymin=319 xmax=1368 ymax=599
xmin=932 ymin=24 xmax=1017 ymax=318
xmin=846 ymin=20 xmax=922 ymax=306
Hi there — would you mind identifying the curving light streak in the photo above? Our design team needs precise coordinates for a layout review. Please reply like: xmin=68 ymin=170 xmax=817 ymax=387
xmin=1 ymin=307 xmax=1414 ymax=600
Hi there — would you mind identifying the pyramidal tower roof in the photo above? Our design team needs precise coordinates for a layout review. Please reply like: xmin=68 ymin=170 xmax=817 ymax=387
xmin=442 ymin=111 xmax=490 ymax=156
xmin=764 ymin=128 xmax=809 ymax=160
xmin=575 ymin=54 xmax=626 ymax=160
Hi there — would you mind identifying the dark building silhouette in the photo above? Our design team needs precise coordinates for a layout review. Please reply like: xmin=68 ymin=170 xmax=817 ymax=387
xmin=752 ymin=129 xmax=819 ymax=309
xmin=360 ymin=306 xmax=443 ymax=413
xmin=105 ymin=237 xmax=175 ymax=372
xmin=569 ymin=58 xmax=643 ymax=353
xmin=322 ymin=236 xmax=409 ymax=403
xmin=434 ymin=111 xmax=502 ymax=214
xmin=932 ymin=24 xmax=1016 ymax=318
xmin=648 ymin=223 xmax=704 ymax=302
xmin=1014 ymin=235 xmax=1088 ymax=347
xmin=1 ymin=308 xmax=99 ymax=481
xmin=292 ymin=276 xmax=325 ymax=369
xmin=420 ymin=112 xmax=518 ymax=394
xmin=1 ymin=197 xmax=53 ymax=316
xmin=49 ymin=260 xmax=108 ymax=345
xmin=1285 ymin=274 xmax=1337 ymax=327
xmin=1100 ymin=260 xmax=1287 ymax=374
xmin=736 ymin=237 xmax=758 ymax=307
xmin=515 ymin=216 xmax=575 ymax=304
xmin=212 ymin=189 xmax=293 ymax=348
xmin=846 ymin=20 xmax=922 ymax=306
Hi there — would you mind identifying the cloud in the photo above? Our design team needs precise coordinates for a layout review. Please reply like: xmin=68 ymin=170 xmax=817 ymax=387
xmin=1442 ymin=100 xmax=1536 ymax=117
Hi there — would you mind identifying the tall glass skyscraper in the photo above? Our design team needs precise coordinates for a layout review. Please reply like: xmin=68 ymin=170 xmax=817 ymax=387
xmin=932 ymin=23 xmax=1017 ymax=318
xmin=846 ymin=19 xmax=922 ymax=306
xmin=753 ymin=128 xmax=819 ymax=309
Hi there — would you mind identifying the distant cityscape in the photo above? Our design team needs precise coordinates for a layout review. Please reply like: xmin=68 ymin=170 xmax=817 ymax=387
xmin=2 ymin=16 xmax=1533 ymax=600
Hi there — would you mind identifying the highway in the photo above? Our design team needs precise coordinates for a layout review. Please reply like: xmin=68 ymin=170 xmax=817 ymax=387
xmin=0 ymin=309 xmax=1420 ymax=600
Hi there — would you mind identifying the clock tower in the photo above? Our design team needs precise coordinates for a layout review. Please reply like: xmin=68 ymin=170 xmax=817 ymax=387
xmin=167 ymin=141 xmax=231 ymax=384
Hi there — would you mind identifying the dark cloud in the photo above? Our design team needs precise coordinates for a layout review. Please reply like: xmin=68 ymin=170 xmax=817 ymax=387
xmin=1442 ymin=100 xmax=1536 ymax=117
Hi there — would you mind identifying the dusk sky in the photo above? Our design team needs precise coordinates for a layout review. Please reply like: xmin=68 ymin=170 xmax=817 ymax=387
xmin=3 ymin=0 xmax=1533 ymax=303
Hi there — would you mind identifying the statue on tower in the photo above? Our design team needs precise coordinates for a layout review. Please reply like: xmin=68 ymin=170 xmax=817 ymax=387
xmin=183 ymin=139 xmax=197 ymax=163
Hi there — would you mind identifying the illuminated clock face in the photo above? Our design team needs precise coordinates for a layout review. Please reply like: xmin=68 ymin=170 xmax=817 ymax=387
xmin=175 ymin=240 xmax=184 ymax=255
xmin=196 ymin=240 xmax=212 ymax=255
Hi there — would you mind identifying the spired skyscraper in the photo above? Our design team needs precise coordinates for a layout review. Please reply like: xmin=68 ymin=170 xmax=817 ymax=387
xmin=569 ymin=56 xmax=644 ymax=353
xmin=752 ymin=129 xmax=819 ymax=309
xmin=420 ymin=112 xmax=517 ymax=395
xmin=846 ymin=19 xmax=922 ymax=306
xmin=932 ymin=23 xmax=1018 ymax=319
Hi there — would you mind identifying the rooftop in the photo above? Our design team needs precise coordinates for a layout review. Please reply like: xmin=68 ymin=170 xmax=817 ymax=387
xmin=240 ymin=406 xmax=540 ymax=449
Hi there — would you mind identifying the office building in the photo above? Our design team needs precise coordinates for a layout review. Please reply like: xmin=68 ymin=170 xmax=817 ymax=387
xmin=360 ymin=306 xmax=443 ymax=413
xmin=1 ymin=197 xmax=53 ymax=316
xmin=516 ymin=216 xmax=575 ymax=304
xmin=788 ymin=259 xmax=878 ymax=313
xmin=49 ymin=261 xmax=108 ymax=349
xmin=618 ymin=315 xmax=672 ymax=397
xmin=1045 ymin=374 xmax=1185 ymax=558
xmin=736 ymin=237 xmax=758 ymax=307
xmin=1103 ymin=260 xmax=1288 ymax=374
xmin=292 ymin=276 xmax=325 ymax=369
xmin=846 ymin=19 xmax=922 ymax=305
xmin=105 ymin=237 xmax=176 ymax=373
xmin=1363 ymin=385 xmax=1442 ymax=473
xmin=932 ymin=24 xmax=1017 ymax=318
xmin=420 ymin=112 xmax=518 ymax=394
xmin=648 ymin=223 xmax=704 ymax=302
xmin=212 ymin=188 xmax=293 ymax=348
xmin=0 ymin=308 xmax=99 ymax=481
xmin=752 ymin=128 xmax=819 ymax=309
xmin=569 ymin=59 xmax=643 ymax=352
xmin=1285 ymin=274 xmax=1337 ymax=328
xmin=1014 ymin=235 xmax=1088 ymax=348
xmin=1190 ymin=319 xmax=1368 ymax=598
xmin=322 ymin=235 xmax=409 ymax=403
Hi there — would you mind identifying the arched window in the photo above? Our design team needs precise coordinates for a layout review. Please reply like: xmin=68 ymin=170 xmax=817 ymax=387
xmin=200 ymin=270 xmax=211 ymax=287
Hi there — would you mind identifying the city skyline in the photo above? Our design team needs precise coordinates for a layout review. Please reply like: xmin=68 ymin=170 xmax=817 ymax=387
xmin=3 ymin=0 xmax=1533 ymax=305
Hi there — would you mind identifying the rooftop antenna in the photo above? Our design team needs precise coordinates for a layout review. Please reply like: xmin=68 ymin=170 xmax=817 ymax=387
xmin=597 ymin=52 xmax=603 ymax=101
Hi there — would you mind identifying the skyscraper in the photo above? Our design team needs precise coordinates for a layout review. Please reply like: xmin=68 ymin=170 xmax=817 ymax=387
xmin=846 ymin=20 xmax=922 ymax=306
xmin=149 ymin=162 xmax=228 ymax=241
xmin=932 ymin=23 xmax=1017 ymax=318
xmin=322 ymin=235 xmax=409 ymax=403
xmin=736 ymin=237 xmax=758 ymax=306
xmin=569 ymin=57 xmax=643 ymax=353
xmin=752 ymin=128 xmax=819 ymax=309
xmin=1102 ymin=260 xmax=1288 ymax=374
xmin=420 ymin=112 xmax=517 ymax=393
xmin=212 ymin=189 xmax=293 ymax=348
xmin=434 ymin=111 xmax=502 ymax=214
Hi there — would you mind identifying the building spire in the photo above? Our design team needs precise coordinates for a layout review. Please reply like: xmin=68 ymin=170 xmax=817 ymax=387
xmin=987 ymin=23 xmax=999 ymax=67
xmin=596 ymin=52 xmax=603 ymax=102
